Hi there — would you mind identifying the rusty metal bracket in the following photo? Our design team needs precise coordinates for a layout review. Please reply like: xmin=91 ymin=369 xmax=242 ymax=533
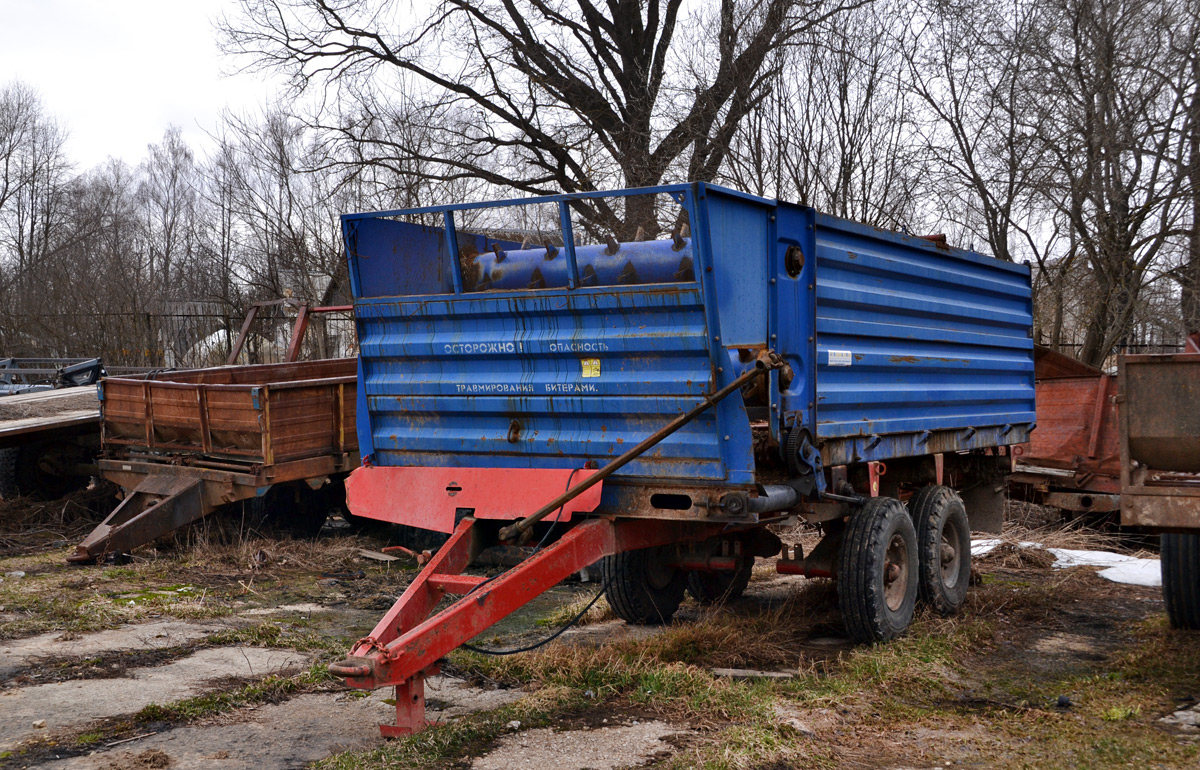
xmin=68 ymin=475 xmax=206 ymax=563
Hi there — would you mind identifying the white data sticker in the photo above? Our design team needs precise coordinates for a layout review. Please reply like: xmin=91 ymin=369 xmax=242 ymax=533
xmin=581 ymin=358 xmax=601 ymax=378
xmin=828 ymin=349 xmax=852 ymax=366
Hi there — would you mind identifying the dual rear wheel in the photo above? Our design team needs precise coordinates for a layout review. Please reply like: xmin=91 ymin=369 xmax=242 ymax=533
xmin=1161 ymin=532 xmax=1200 ymax=629
xmin=837 ymin=485 xmax=971 ymax=643
xmin=598 ymin=484 xmax=971 ymax=642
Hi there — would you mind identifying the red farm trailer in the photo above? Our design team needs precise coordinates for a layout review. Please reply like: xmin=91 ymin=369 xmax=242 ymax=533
xmin=1009 ymin=346 xmax=1121 ymax=515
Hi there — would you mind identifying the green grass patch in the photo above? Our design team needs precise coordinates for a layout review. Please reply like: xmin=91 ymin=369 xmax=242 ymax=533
xmin=100 ymin=567 xmax=140 ymax=580
xmin=660 ymin=722 xmax=835 ymax=770
xmin=1102 ymin=704 xmax=1142 ymax=721
xmin=534 ymin=591 xmax=614 ymax=628
xmin=135 ymin=662 xmax=335 ymax=724
xmin=204 ymin=621 xmax=344 ymax=654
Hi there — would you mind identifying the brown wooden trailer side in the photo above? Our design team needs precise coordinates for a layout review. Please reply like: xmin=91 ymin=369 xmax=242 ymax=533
xmin=71 ymin=358 xmax=360 ymax=563
xmin=100 ymin=358 xmax=357 ymax=462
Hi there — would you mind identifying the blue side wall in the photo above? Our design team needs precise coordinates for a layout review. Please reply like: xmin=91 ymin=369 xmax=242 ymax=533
xmin=344 ymin=183 xmax=1035 ymax=486
xmin=352 ymin=286 xmax=742 ymax=481
xmin=810 ymin=215 xmax=1035 ymax=465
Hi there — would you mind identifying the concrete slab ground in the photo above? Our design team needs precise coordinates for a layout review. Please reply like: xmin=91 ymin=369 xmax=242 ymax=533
xmin=33 ymin=676 xmax=523 ymax=770
xmin=470 ymin=721 xmax=684 ymax=770
xmin=0 ymin=620 xmax=225 ymax=679
xmin=0 ymin=647 xmax=310 ymax=750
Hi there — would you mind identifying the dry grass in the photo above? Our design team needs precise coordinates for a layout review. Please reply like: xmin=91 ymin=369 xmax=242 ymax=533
xmin=974 ymin=519 xmax=1153 ymax=573
xmin=0 ymin=522 xmax=388 ymax=641
xmin=0 ymin=484 xmax=116 ymax=554
xmin=178 ymin=533 xmax=369 ymax=575
xmin=996 ymin=521 xmax=1128 ymax=552
xmin=456 ymin=580 xmax=862 ymax=724
xmin=977 ymin=541 xmax=1057 ymax=570
xmin=536 ymin=588 xmax=616 ymax=629
xmin=1006 ymin=499 xmax=1067 ymax=529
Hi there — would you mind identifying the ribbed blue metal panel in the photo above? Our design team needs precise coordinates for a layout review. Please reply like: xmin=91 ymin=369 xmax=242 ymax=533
xmin=344 ymin=184 xmax=1035 ymax=490
xmin=355 ymin=285 xmax=729 ymax=480
xmin=812 ymin=214 xmax=1036 ymax=449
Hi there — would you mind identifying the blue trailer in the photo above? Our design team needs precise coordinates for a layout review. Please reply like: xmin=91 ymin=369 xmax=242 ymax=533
xmin=330 ymin=183 xmax=1035 ymax=735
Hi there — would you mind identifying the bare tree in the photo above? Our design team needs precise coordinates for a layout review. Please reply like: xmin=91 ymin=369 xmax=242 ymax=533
xmin=219 ymin=0 xmax=868 ymax=235
xmin=0 ymin=82 xmax=42 ymax=214
xmin=139 ymin=126 xmax=201 ymax=295
xmin=902 ymin=0 xmax=1193 ymax=363
xmin=1172 ymin=1 xmax=1200 ymax=333
xmin=723 ymin=1 xmax=928 ymax=228
xmin=899 ymin=0 xmax=1057 ymax=264
xmin=0 ymin=84 xmax=71 ymax=280
xmin=1030 ymin=0 xmax=1191 ymax=365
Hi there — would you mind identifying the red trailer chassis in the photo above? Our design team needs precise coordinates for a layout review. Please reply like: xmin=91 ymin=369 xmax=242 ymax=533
xmin=329 ymin=510 xmax=722 ymax=735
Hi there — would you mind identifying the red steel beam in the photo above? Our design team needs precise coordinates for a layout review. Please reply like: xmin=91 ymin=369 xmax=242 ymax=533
xmin=330 ymin=515 xmax=719 ymax=735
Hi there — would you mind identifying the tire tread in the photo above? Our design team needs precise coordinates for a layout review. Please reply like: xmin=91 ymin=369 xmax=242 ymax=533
xmin=837 ymin=497 xmax=918 ymax=643
xmin=602 ymin=549 xmax=685 ymax=625
xmin=909 ymin=485 xmax=971 ymax=616
xmin=1162 ymin=532 xmax=1200 ymax=630
xmin=686 ymin=558 xmax=753 ymax=605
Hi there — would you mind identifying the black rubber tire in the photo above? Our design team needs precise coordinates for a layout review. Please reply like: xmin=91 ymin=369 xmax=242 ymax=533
xmin=390 ymin=523 xmax=451 ymax=552
xmin=837 ymin=496 xmax=919 ymax=643
xmin=686 ymin=557 xmax=754 ymax=605
xmin=0 ymin=443 xmax=83 ymax=500
xmin=602 ymin=546 xmax=687 ymax=625
xmin=909 ymin=485 xmax=971 ymax=616
xmin=246 ymin=482 xmax=329 ymax=539
xmin=1161 ymin=532 xmax=1200 ymax=630
xmin=0 ymin=448 xmax=16 ymax=500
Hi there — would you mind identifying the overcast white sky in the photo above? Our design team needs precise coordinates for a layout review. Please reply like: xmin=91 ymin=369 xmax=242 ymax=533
xmin=0 ymin=0 xmax=282 ymax=170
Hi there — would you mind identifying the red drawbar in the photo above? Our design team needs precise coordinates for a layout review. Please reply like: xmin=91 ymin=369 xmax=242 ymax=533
xmin=345 ymin=466 xmax=603 ymax=533
xmin=329 ymin=515 xmax=723 ymax=735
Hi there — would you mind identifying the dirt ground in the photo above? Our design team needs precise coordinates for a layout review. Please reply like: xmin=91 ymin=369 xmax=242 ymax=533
xmin=0 ymin=497 xmax=1197 ymax=770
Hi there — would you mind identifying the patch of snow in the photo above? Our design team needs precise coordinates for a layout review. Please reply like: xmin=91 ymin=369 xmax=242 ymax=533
xmin=1091 ymin=558 xmax=1162 ymax=587
xmin=970 ymin=539 xmax=1039 ymax=556
xmin=971 ymin=538 xmax=1161 ymax=587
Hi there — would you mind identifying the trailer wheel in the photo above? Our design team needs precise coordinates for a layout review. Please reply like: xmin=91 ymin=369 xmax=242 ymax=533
xmin=0 ymin=448 xmax=16 ymax=499
xmin=602 ymin=546 xmax=687 ymax=625
xmin=1161 ymin=532 xmax=1200 ymax=630
xmin=686 ymin=557 xmax=754 ymax=605
xmin=0 ymin=443 xmax=84 ymax=500
xmin=909 ymin=485 xmax=971 ymax=616
xmin=247 ymin=482 xmax=329 ymax=539
xmin=837 ymin=496 xmax=918 ymax=643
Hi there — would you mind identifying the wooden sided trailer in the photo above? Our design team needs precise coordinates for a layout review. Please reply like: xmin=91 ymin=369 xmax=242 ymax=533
xmin=69 ymin=358 xmax=358 ymax=563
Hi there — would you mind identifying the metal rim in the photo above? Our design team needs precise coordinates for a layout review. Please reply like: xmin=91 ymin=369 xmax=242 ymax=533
xmin=645 ymin=547 xmax=678 ymax=590
xmin=883 ymin=532 xmax=910 ymax=611
xmin=940 ymin=514 xmax=964 ymax=590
